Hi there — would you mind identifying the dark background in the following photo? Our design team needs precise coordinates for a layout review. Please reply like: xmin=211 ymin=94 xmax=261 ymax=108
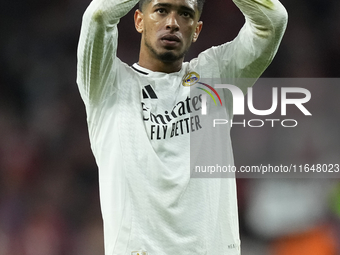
xmin=1 ymin=0 xmax=339 ymax=254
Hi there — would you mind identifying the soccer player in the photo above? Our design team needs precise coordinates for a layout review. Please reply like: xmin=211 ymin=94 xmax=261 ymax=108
xmin=77 ymin=0 xmax=287 ymax=254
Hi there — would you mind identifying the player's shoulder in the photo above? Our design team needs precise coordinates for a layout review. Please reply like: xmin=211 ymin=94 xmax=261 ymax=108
xmin=113 ymin=58 xmax=147 ymax=81
xmin=188 ymin=44 xmax=228 ymax=70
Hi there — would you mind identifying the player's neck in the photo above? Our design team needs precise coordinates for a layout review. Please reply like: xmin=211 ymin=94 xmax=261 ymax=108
xmin=138 ymin=52 xmax=183 ymax=74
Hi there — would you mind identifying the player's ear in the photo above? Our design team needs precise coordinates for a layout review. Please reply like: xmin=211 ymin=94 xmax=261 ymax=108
xmin=134 ymin=9 xmax=144 ymax=33
xmin=192 ymin=21 xmax=203 ymax=43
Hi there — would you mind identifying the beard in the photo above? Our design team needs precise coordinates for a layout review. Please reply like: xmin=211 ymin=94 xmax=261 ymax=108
xmin=158 ymin=51 xmax=184 ymax=63
xmin=144 ymin=34 xmax=188 ymax=63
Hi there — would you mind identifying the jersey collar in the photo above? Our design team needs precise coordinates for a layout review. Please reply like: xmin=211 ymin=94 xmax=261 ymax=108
xmin=132 ymin=63 xmax=185 ymax=77
xmin=132 ymin=63 xmax=150 ymax=75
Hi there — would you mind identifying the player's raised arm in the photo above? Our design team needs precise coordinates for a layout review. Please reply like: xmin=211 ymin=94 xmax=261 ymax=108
xmin=76 ymin=0 xmax=139 ymax=104
xmin=211 ymin=0 xmax=287 ymax=88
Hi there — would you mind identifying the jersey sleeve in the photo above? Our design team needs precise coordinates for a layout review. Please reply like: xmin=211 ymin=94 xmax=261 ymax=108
xmin=76 ymin=0 xmax=139 ymax=105
xmin=204 ymin=0 xmax=288 ymax=92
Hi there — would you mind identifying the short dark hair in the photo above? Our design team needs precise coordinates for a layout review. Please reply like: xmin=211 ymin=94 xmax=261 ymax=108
xmin=139 ymin=0 xmax=205 ymax=15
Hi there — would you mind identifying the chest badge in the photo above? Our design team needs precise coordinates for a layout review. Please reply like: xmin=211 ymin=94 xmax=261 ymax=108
xmin=182 ymin=72 xmax=200 ymax=87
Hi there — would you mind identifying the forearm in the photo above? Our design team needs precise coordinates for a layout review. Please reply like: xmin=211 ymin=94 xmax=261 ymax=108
xmin=77 ymin=0 xmax=139 ymax=103
xmin=83 ymin=0 xmax=139 ymax=25
xmin=204 ymin=0 xmax=288 ymax=95
xmin=233 ymin=0 xmax=288 ymax=50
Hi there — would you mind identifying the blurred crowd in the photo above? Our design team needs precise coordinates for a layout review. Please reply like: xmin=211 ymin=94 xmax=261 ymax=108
xmin=1 ymin=0 xmax=340 ymax=254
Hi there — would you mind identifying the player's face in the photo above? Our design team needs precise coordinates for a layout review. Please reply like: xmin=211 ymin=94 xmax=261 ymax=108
xmin=135 ymin=0 xmax=203 ymax=63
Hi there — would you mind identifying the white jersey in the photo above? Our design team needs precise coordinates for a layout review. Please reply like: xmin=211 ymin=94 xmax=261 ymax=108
xmin=77 ymin=0 xmax=287 ymax=254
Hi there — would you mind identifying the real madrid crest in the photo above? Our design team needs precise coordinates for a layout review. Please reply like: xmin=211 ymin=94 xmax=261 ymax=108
xmin=182 ymin=72 xmax=200 ymax=87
